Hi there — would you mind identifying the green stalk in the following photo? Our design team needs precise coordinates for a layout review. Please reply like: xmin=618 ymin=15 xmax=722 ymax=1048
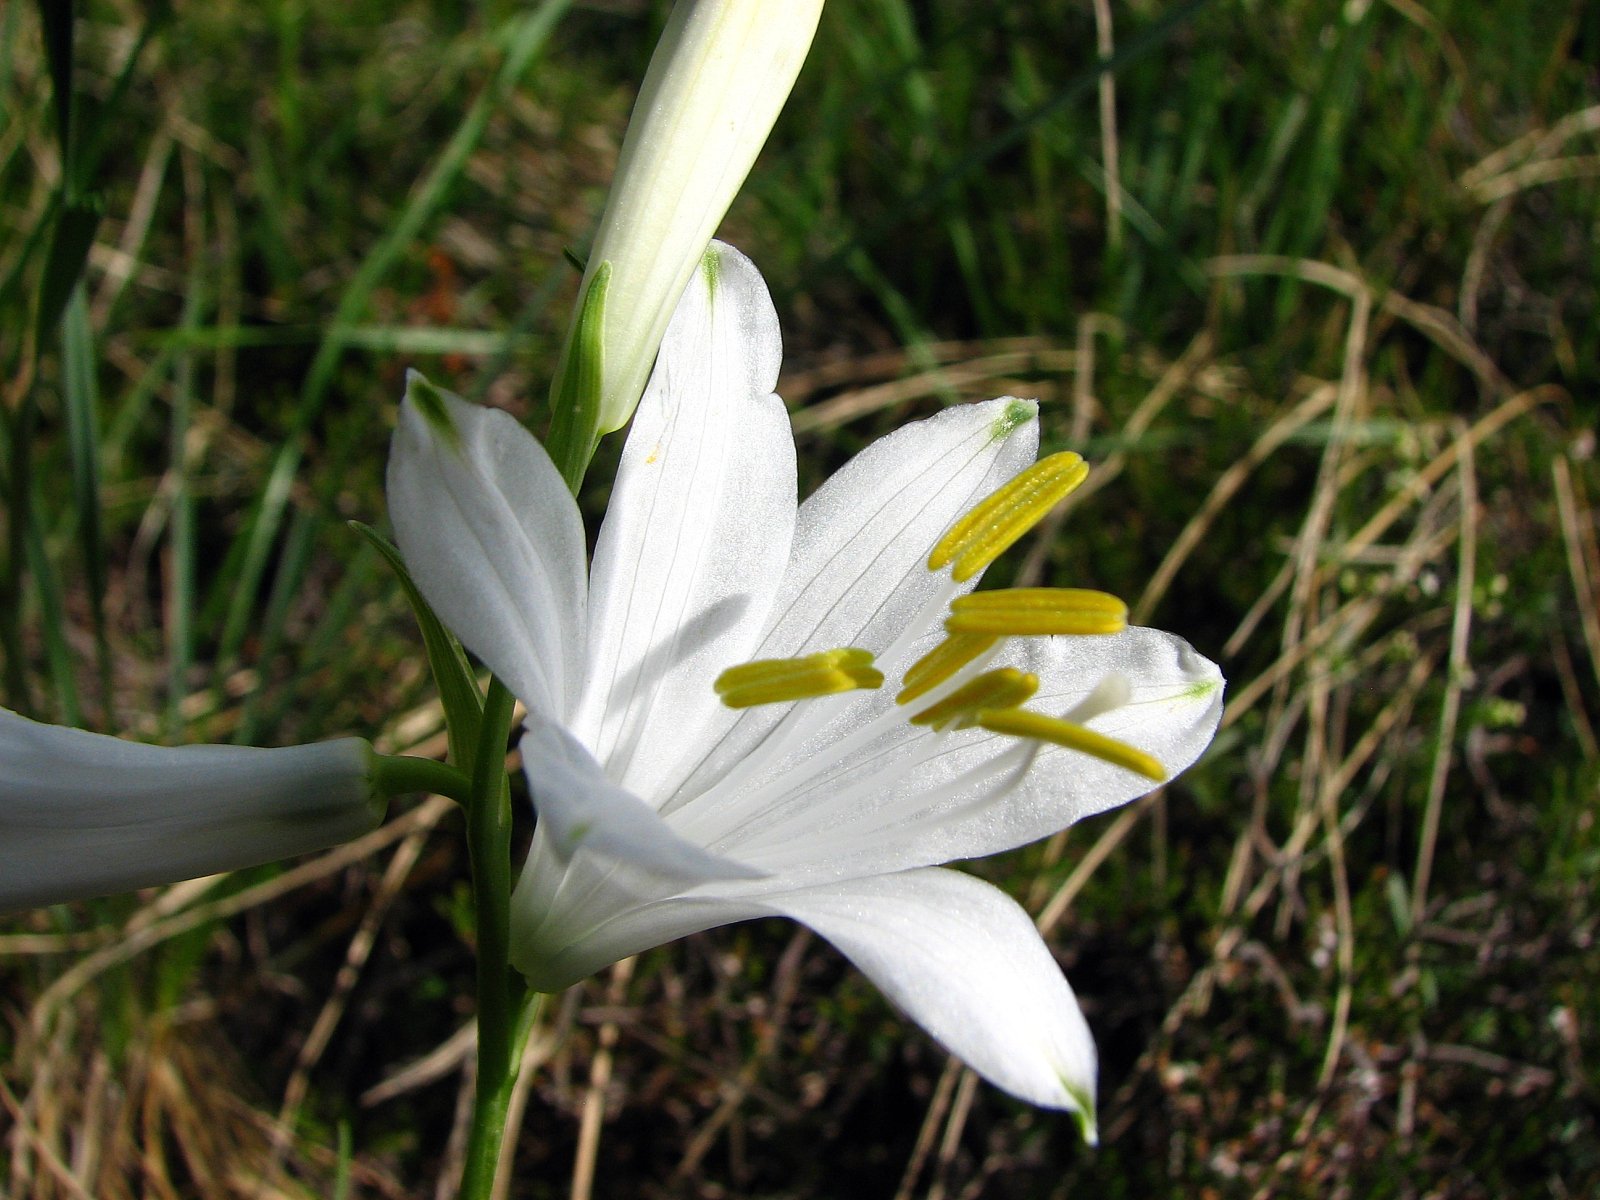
xmin=369 ymin=753 xmax=474 ymax=808
xmin=459 ymin=677 xmax=533 ymax=1199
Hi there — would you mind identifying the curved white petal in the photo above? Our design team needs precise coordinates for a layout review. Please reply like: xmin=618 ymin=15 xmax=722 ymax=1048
xmin=574 ymin=243 xmax=796 ymax=802
xmin=899 ymin=626 xmax=1224 ymax=858
xmin=510 ymin=862 xmax=1099 ymax=1133
xmin=0 ymin=709 xmax=378 ymax=910
xmin=511 ymin=859 xmax=1100 ymax=1134
xmin=770 ymin=868 xmax=1098 ymax=1130
xmin=665 ymin=396 xmax=1040 ymax=808
xmin=1022 ymin=626 xmax=1226 ymax=802
xmin=520 ymin=716 xmax=761 ymax=885
xmin=681 ymin=627 xmax=1223 ymax=884
xmin=509 ymin=832 xmax=766 ymax=991
xmin=388 ymin=374 xmax=587 ymax=717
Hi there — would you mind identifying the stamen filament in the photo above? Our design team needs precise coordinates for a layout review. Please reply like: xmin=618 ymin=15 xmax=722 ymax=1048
xmin=910 ymin=668 xmax=1039 ymax=730
xmin=897 ymin=632 xmax=998 ymax=704
xmin=928 ymin=451 xmax=1090 ymax=582
xmin=945 ymin=588 xmax=1127 ymax=637
xmin=976 ymin=708 xmax=1166 ymax=781
xmin=715 ymin=648 xmax=883 ymax=708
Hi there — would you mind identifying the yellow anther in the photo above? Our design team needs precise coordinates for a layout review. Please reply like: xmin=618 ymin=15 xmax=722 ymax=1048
xmin=976 ymin=708 xmax=1166 ymax=781
xmin=910 ymin=668 xmax=1039 ymax=731
xmin=928 ymin=451 xmax=1091 ymax=582
xmin=896 ymin=632 xmax=998 ymax=705
xmin=715 ymin=648 xmax=884 ymax=709
xmin=945 ymin=588 xmax=1127 ymax=637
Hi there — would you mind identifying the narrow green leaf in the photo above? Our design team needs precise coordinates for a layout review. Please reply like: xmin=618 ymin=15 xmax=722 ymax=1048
xmin=352 ymin=520 xmax=484 ymax=772
xmin=33 ymin=0 xmax=73 ymax=168
xmin=59 ymin=285 xmax=111 ymax=713
xmin=34 ymin=200 xmax=101 ymax=351
xmin=546 ymin=259 xmax=610 ymax=491
xmin=23 ymin=482 xmax=81 ymax=728
xmin=143 ymin=325 xmax=540 ymax=356
xmin=165 ymin=247 xmax=207 ymax=733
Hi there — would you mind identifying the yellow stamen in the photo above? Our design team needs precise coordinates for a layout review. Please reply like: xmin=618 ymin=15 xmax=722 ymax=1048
xmin=928 ymin=451 xmax=1091 ymax=582
xmin=715 ymin=648 xmax=884 ymax=708
xmin=976 ymin=708 xmax=1166 ymax=781
xmin=896 ymin=632 xmax=998 ymax=705
xmin=910 ymin=668 xmax=1039 ymax=731
xmin=945 ymin=588 xmax=1127 ymax=637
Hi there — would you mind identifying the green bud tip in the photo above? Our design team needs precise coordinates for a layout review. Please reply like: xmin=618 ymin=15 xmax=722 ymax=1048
xmin=405 ymin=369 xmax=460 ymax=450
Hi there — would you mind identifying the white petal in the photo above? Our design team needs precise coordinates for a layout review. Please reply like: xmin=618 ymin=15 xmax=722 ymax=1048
xmin=509 ymin=856 xmax=1102 ymax=1128
xmin=770 ymin=396 xmax=1039 ymax=663
xmin=693 ymin=627 xmax=1223 ymax=882
xmin=1008 ymin=625 xmax=1226 ymax=826
xmin=387 ymin=374 xmax=587 ymax=718
xmin=771 ymin=868 xmax=1098 ymax=1128
xmin=573 ymin=243 xmax=796 ymax=801
xmin=509 ymin=831 xmax=765 ymax=991
xmin=0 ymin=709 xmax=378 ymax=910
xmin=511 ymin=863 xmax=1101 ymax=1129
xmin=510 ymin=861 xmax=1098 ymax=1128
xmin=520 ymin=715 xmax=760 ymax=884
xmin=666 ymin=396 xmax=1040 ymax=806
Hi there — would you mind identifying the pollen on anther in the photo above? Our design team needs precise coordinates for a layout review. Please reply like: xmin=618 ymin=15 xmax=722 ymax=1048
xmin=928 ymin=451 xmax=1090 ymax=582
xmin=896 ymin=633 xmax=998 ymax=705
xmin=945 ymin=588 xmax=1127 ymax=637
xmin=715 ymin=648 xmax=884 ymax=709
xmin=910 ymin=668 xmax=1039 ymax=730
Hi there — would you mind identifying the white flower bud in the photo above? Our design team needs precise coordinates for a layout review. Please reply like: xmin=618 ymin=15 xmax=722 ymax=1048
xmin=547 ymin=0 xmax=825 ymax=475
xmin=0 ymin=708 xmax=381 ymax=910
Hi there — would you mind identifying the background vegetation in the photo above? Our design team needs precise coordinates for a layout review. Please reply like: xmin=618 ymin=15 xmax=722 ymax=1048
xmin=2 ymin=0 xmax=1597 ymax=1196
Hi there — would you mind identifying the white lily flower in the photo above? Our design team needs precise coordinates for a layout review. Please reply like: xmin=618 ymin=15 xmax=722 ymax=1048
xmin=0 ymin=708 xmax=380 ymax=911
xmin=390 ymin=242 xmax=1224 ymax=1135
xmin=549 ymin=0 xmax=826 ymax=463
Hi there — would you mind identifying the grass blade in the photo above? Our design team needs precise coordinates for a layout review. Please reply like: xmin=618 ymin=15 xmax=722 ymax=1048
xmin=23 ymin=476 xmax=80 ymax=727
xmin=59 ymin=284 xmax=110 ymax=713
xmin=216 ymin=0 xmax=573 ymax=669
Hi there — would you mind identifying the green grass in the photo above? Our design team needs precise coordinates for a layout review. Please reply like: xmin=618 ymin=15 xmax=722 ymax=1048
xmin=3 ymin=1 xmax=1597 ymax=1197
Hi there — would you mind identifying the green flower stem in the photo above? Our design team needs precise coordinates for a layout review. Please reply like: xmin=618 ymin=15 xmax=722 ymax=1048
xmin=459 ymin=676 xmax=533 ymax=1199
xmin=369 ymin=752 xmax=473 ymax=806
